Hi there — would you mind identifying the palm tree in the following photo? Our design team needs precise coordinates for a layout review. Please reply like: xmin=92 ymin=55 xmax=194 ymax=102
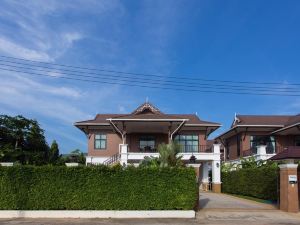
xmin=158 ymin=142 xmax=183 ymax=167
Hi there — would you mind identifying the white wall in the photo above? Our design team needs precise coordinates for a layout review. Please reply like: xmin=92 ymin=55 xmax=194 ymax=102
xmin=86 ymin=156 xmax=109 ymax=165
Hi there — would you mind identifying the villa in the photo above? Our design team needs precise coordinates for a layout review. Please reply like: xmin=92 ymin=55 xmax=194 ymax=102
xmin=216 ymin=114 xmax=300 ymax=164
xmin=74 ymin=102 xmax=222 ymax=192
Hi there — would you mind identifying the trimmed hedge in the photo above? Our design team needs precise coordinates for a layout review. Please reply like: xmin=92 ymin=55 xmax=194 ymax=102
xmin=0 ymin=165 xmax=198 ymax=210
xmin=222 ymin=167 xmax=278 ymax=201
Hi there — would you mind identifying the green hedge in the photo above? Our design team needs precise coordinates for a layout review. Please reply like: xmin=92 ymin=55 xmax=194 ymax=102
xmin=221 ymin=167 xmax=278 ymax=201
xmin=0 ymin=165 xmax=198 ymax=210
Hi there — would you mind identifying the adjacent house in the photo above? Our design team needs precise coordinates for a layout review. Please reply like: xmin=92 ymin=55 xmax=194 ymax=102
xmin=74 ymin=102 xmax=222 ymax=192
xmin=215 ymin=114 xmax=300 ymax=164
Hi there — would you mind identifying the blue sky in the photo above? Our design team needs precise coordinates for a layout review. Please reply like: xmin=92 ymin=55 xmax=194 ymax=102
xmin=0 ymin=0 xmax=300 ymax=153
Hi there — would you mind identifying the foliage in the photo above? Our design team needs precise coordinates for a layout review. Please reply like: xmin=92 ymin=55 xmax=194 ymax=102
xmin=49 ymin=140 xmax=60 ymax=164
xmin=67 ymin=149 xmax=86 ymax=164
xmin=139 ymin=142 xmax=184 ymax=168
xmin=240 ymin=156 xmax=265 ymax=168
xmin=158 ymin=142 xmax=183 ymax=167
xmin=221 ymin=162 xmax=237 ymax=172
xmin=139 ymin=156 xmax=159 ymax=168
xmin=0 ymin=115 xmax=49 ymax=165
xmin=0 ymin=166 xmax=198 ymax=210
xmin=222 ymin=163 xmax=278 ymax=201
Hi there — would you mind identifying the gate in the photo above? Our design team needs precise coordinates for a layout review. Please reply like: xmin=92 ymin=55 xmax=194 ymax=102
xmin=298 ymin=166 xmax=300 ymax=208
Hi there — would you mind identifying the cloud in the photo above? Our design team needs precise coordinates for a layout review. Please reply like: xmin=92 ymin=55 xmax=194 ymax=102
xmin=0 ymin=37 xmax=52 ymax=61
xmin=0 ymin=0 xmax=187 ymax=152
xmin=0 ymin=72 xmax=82 ymax=98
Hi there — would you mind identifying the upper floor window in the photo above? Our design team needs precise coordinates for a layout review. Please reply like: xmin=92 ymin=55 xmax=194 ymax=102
xmin=295 ymin=136 xmax=300 ymax=146
xmin=95 ymin=134 xmax=107 ymax=150
xmin=174 ymin=135 xmax=199 ymax=152
xmin=139 ymin=136 xmax=155 ymax=152
xmin=237 ymin=135 xmax=241 ymax=157
xmin=250 ymin=136 xmax=276 ymax=154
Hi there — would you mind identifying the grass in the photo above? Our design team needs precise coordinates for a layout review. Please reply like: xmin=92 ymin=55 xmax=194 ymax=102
xmin=225 ymin=193 xmax=277 ymax=205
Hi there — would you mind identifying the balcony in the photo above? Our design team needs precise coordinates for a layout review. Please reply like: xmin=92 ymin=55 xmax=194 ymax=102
xmin=276 ymin=146 xmax=300 ymax=153
xmin=129 ymin=145 xmax=213 ymax=153
xmin=242 ymin=146 xmax=276 ymax=157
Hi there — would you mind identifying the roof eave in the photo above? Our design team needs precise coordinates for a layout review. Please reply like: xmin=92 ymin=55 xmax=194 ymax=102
xmin=271 ymin=122 xmax=300 ymax=134
xmin=74 ymin=122 xmax=111 ymax=126
xmin=185 ymin=123 xmax=222 ymax=127
xmin=107 ymin=118 xmax=189 ymax=122
xmin=215 ymin=124 xmax=285 ymax=140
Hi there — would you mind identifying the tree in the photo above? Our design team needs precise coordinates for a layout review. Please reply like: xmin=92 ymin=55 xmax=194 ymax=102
xmin=0 ymin=115 xmax=49 ymax=164
xmin=139 ymin=156 xmax=159 ymax=168
xmin=49 ymin=140 xmax=60 ymax=164
xmin=139 ymin=142 xmax=183 ymax=168
xmin=158 ymin=142 xmax=183 ymax=167
xmin=68 ymin=149 xmax=86 ymax=164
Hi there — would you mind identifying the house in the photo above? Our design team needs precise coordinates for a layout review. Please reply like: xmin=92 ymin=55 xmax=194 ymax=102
xmin=74 ymin=102 xmax=222 ymax=192
xmin=215 ymin=114 xmax=300 ymax=164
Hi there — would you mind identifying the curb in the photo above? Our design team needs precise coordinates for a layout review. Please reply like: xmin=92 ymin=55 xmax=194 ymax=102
xmin=0 ymin=210 xmax=195 ymax=219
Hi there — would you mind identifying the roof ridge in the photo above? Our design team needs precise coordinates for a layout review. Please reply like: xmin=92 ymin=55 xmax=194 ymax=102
xmin=237 ymin=114 xmax=292 ymax=117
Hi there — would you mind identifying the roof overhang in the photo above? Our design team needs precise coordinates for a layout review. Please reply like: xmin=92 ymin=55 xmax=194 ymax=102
xmin=185 ymin=124 xmax=221 ymax=127
xmin=215 ymin=124 xmax=284 ymax=140
xmin=107 ymin=118 xmax=189 ymax=122
xmin=74 ymin=122 xmax=110 ymax=126
xmin=269 ymin=146 xmax=300 ymax=161
xmin=271 ymin=122 xmax=300 ymax=135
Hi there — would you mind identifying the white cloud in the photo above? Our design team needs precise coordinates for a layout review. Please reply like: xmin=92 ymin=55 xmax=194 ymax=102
xmin=0 ymin=37 xmax=51 ymax=61
xmin=0 ymin=72 xmax=82 ymax=98
xmin=62 ymin=33 xmax=83 ymax=45
xmin=0 ymin=1 xmax=122 ymax=61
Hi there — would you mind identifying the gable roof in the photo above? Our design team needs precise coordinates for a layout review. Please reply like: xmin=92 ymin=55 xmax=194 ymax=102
xmin=269 ymin=146 xmax=300 ymax=160
xmin=232 ymin=115 xmax=291 ymax=127
xmin=216 ymin=113 xmax=300 ymax=140
xmin=132 ymin=102 xmax=162 ymax=115
xmin=74 ymin=102 xmax=220 ymax=126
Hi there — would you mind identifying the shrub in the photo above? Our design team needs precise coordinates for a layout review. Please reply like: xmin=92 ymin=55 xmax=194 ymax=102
xmin=0 ymin=165 xmax=198 ymax=210
xmin=222 ymin=166 xmax=278 ymax=201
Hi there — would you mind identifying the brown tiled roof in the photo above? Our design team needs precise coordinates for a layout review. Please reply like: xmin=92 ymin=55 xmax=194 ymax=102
xmin=75 ymin=102 xmax=220 ymax=126
xmin=269 ymin=146 xmax=300 ymax=160
xmin=233 ymin=115 xmax=291 ymax=127
xmin=216 ymin=114 xmax=300 ymax=140
xmin=285 ymin=114 xmax=300 ymax=126
xmin=75 ymin=113 xmax=220 ymax=126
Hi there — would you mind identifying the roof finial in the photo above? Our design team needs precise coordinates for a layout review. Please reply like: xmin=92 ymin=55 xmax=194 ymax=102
xmin=234 ymin=112 xmax=240 ymax=124
xmin=146 ymin=97 xmax=149 ymax=103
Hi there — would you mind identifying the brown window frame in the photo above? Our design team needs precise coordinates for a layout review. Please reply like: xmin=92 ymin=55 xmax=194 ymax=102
xmin=94 ymin=134 xmax=107 ymax=150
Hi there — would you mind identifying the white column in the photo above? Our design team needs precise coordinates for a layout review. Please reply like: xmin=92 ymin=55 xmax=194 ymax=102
xmin=256 ymin=145 xmax=267 ymax=155
xmin=119 ymin=144 xmax=128 ymax=166
xmin=212 ymin=160 xmax=221 ymax=184
xmin=213 ymin=143 xmax=221 ymax=154
xmin=212 ymin=143 xmax=221 ymax=184
xmin=201 ymin=162 xmax=209 ymax=184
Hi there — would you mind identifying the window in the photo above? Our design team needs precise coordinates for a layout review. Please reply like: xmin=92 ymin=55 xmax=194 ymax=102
xmin=295 ymin=136 xmax=300 ymax=146
xmin=250 ymin=136 xmax=276 ymax=154
xmin=174 ymin=135 xmax=199 ymax=152
xmin=94 ymin=134 xmax=107 ymax=149
xmin=225 ymin=142 xmax=230 ymax=159
xmin=237 ymin=135 xmax=241 ymax=157
xmin=139 ymin=136 xmax=155 ymax=151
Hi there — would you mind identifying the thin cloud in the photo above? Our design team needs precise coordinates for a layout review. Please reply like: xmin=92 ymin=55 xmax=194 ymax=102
xmin=0 ymin=37 xmax=51 ymax=61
